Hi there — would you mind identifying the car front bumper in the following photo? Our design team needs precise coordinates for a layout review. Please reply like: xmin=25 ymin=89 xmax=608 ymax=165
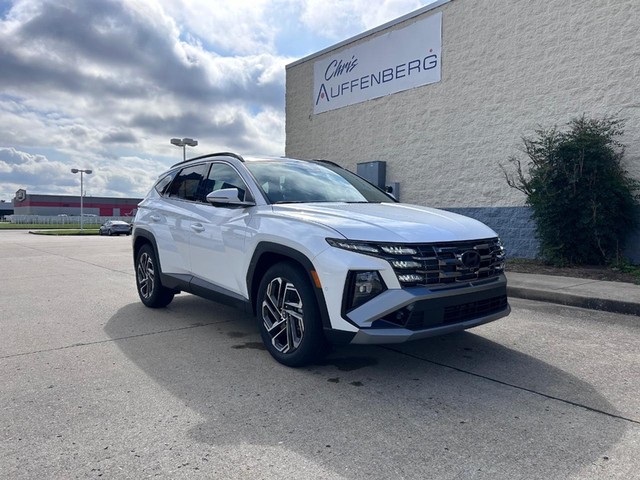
xmin=345 ymin=275 xmax=510 ymax=344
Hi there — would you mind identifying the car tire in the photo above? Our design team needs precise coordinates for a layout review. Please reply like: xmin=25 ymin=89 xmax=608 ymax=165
xmin=135 ymin=244 xmax=175 ymax=308
xmin=256 ymin=262 xmax=327 ymax=367
xmin=108 ymin=229 xmax=113 ymax=236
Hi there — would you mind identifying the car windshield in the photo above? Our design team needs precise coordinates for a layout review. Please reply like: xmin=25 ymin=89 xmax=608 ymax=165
xmin=245 ymin=160 xmax=394 ymax=204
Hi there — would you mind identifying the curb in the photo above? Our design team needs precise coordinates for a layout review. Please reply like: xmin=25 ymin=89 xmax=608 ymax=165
xmin=507 ymin=286 xmax=640 ymax=317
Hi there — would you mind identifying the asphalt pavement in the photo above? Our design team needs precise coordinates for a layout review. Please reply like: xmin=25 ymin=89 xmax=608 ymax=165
xmin=1 ymin=230 xmax=639 ymax=479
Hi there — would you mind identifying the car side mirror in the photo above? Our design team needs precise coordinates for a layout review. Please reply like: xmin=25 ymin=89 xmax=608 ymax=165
xmin=206 ymin=188 xmax=255 ymax=207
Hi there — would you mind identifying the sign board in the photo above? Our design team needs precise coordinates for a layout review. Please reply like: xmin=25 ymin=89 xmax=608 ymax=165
xmin=15 ymin=189 xmax=26 ymax=203
xmin=313 ymin=12 xmax=442 ymax=114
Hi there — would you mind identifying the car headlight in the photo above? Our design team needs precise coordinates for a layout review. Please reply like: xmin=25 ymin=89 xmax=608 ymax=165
xmin=326 ymin=238 xmax=380 ymax=254
xmin=380 ymin=245 xmax=417 ymax=255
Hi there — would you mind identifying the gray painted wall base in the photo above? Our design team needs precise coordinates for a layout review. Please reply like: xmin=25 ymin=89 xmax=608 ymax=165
xmin=625 ymin=228 xmax=640 ymax=264
xmin=444 ymin=206 xmax=640 ymax=263
xmin=444 ymin=207 xmax=538 ymax=259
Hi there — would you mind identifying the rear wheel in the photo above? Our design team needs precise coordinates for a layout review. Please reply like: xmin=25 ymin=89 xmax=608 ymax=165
xmin=135 ymin=244 xmax=174 ymax=308
xmin=257 ymin=263 xmax=327 ymax=367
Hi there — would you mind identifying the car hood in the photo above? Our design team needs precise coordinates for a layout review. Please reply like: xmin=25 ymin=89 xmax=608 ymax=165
xmin=271 ymin=203 xmax=498 ymax=243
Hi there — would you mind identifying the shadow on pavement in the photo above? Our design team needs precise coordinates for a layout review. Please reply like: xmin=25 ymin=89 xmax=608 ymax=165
xmin=105 ymin=297 xmax=626 ymax=479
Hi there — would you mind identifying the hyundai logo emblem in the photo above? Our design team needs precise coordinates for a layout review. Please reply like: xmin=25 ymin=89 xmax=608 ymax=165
xmin=459 ymin=250 xmax=481 ymax=270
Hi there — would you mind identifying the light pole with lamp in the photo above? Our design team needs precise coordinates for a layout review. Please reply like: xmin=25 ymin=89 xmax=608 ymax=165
xmin=170 ymin=137 xmax=198 ymax=161
xmin=71 ymin=168 xmax=92 ymax=231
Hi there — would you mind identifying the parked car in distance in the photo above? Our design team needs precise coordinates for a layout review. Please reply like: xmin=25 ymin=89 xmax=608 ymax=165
xmin=100 ymin=220 xmax=132 ymax=236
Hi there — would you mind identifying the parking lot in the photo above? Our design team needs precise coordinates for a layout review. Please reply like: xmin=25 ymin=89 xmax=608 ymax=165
xmin=1 ymin=230 xmax=639 ymax=479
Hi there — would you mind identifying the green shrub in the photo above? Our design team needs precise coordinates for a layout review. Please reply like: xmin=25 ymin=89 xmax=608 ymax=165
xmin=502 ymin=116 xmax=640 ymax=265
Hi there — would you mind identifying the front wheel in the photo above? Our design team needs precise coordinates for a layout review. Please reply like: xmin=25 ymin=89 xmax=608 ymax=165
xmin=256 ymin=263 xmax=327 ymax=367
xmin=135 ymin=244 xmax=175 ymax=308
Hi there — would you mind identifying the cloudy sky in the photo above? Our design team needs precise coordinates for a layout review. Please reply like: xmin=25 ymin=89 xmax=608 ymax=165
xmin=0 ymin=0 xmax=433 ymax=200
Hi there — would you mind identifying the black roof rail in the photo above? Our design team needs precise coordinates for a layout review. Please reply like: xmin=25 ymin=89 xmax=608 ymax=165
xmin=171 ymin=151 xmax=245 ymax=168
xmin=312 ymin=158 xmax=343 ymax=168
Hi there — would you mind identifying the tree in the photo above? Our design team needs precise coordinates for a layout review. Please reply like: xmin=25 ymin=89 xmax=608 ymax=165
xmin=502 ymin=116 xmax=640 ymax=265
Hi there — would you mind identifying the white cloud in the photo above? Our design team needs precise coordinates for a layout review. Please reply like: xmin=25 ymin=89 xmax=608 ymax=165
xmin=161 ymin=0 xmax=281 ymax=55
xmin=0 ymin=147 xmax=172 ymax=199
xmin=0 ymin=147 xmax=79 ymax=198
xmin=0 ymin=0 xmax=433 ymax=200
xmin=300 ymin=0 xmax=430 ymax=41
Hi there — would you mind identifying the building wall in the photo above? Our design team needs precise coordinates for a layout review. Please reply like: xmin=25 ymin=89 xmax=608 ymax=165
xmin=0 ymin=200 xmax=13 ymax=218
xmin=285 ymin=0 xmax=640 ymax=261
xmin=13 ymin=193 xmax=141 ymax=216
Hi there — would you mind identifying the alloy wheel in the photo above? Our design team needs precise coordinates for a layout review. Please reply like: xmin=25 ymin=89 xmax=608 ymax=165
xmin=261 ymin=277 xmax=305 ymax=353
xmin=137 ymin=252 xmax=155 ymax=299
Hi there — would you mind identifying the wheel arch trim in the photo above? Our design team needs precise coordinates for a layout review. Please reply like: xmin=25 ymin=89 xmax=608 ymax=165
xmin=133 ymin=228 xmax=162 ymax=272
xmin=246 ymin=242 xmax=332 ymax=330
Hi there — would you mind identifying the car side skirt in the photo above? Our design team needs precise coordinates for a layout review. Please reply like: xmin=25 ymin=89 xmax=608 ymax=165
xmin=161 ymin=272 xmax=252 ymax=313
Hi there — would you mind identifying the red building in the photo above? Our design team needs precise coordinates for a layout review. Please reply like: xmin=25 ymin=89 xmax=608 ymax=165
xmin=12 ymin=189 xmax=142 ymax=216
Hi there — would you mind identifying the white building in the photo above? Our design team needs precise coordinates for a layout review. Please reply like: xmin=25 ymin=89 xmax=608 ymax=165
xmin=285 ymin=0 xmax=640 ymax=261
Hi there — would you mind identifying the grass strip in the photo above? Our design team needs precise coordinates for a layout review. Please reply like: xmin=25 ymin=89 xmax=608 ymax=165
xmin=0 ymin=223 xmax=101 ymax=230
xmin=29 ymin=229 xmax=100 ymax=236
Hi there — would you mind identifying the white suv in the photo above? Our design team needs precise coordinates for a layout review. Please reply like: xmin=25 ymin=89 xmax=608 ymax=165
xmin=133 ymin=153 xmax=510 ymax=366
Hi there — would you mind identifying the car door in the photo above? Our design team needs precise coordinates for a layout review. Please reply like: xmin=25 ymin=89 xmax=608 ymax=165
xmin=188 ymin=162 xmax=256 ymax=297
xmin=154 ymin=163 xmax=209 ymax=275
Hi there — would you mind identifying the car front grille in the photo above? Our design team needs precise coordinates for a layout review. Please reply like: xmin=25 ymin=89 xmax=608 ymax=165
xmin=388 ymin=238 xmax=505 ymax=287
xmin=442 ymin=295 xmax=508 ymax=324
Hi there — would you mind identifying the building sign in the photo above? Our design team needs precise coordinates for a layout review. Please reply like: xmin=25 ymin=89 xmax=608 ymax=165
xmin=15 ymin=189 xmax=26 ymax=203
xmin=313 ymin=12 xmax=442 ymax=114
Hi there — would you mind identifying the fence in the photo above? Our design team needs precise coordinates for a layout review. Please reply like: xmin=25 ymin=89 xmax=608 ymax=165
xmin=5 ymin=215 xmax=133 ymax=225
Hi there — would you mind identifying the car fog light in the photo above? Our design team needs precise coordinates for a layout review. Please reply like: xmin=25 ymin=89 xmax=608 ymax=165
xmin=346 ymin=271 xmax=386 ymax=310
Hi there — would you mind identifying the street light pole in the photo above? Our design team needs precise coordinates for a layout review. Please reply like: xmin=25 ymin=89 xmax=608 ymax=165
xmin=71 ymin=168 xmax=93 ymax=231
xmin=170 ymin=137 xmax=198 ymax=161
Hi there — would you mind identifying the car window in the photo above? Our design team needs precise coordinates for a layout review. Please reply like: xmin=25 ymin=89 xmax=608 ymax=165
xmin=167 ymin=164 xmax=208 ymax=201
xmin=201 ymin=163 xmax=251 ymax=202
xmin=245 ymin=160 xmax=394 ymax=204
xmin=154 ymin=171 xmax=176 ymax=196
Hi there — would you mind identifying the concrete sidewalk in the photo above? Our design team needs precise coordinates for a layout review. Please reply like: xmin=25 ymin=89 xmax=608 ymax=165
xmin=506 ymin=271 xmax=640 ymax=316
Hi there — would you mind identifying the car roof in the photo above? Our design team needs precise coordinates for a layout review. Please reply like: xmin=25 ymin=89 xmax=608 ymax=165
xmin=170 ymin=152 xmax=331 ymax=169
xmin=171 ymin=152 xmax=245 ymax=168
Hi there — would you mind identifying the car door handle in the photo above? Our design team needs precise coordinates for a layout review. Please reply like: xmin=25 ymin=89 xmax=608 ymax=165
xmin=150 ymin=214 xmax=161 ymax=222
xmin=190 ymin=223 xmax=205 ymax=233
